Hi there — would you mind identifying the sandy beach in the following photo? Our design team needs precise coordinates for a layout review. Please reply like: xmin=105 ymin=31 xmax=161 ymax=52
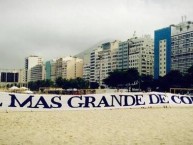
xmin=0 ymin=108 xmax=193 ymax=145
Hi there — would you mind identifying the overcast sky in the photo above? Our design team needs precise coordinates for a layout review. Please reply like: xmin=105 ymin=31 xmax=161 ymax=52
xmin=0 ymin=0 xmax=193 ymax=69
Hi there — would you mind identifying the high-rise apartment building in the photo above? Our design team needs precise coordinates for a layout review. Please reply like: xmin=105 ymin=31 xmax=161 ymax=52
xmin=55 ymin=56 xmax=83 ymax=80
xmin=117 ymin=41 xmax=129 ymax=71
xmin=82 ymin=52 xmax=91 ymax=81
xmin=117 ymin=35 xmax=154 ymax=76
xmin=154 ymin=19 xmax=193 ymax=79
xmin=30 ymin=64 xmax=45 ymax=82
xmin=83 ymin=64 xmax=90 ymax=81
xmin=171 ymin=21 xmax=193 ymax=74
xmin=90 ymin=40 xmax=120 ymax=86
xmin=154 ymin=27 xmax=171 ymax=79
xmin=45 ymin=59 xmax=56 ymax=81
xmin=25 ymin=55 xmax=43 ymax=82
xmin=90 ymin=46 xmax=102 ymax=83
xmin=128 ymin=35 xmax=154 ymax=76
xmin=45 ymin=61 xmax=51 ymax=80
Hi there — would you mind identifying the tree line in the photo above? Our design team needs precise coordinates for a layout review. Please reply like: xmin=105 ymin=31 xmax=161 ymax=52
xmin=27 ymin=65 xmax=193 ymax=92
xmin=28 ymin=77 xmax=90 ymax=91
xmin=104 ymin=65 xmax=193 ymax=92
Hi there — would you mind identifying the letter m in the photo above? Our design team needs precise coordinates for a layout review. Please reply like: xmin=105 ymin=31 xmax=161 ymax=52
xmin=8 ymin=94 xmax=33 ymax=107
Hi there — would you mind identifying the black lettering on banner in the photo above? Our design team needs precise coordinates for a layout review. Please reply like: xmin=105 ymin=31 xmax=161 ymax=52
xmin=111 ymin=95 xmax=122 ymax=107
xmin=135 ymin=94 xmax=145 ymax=106
xmin=123 ymin=95 xmax=135 ymax=106
xmin=68 ymin=96 xmax=83 ymax=108
xmin=97 ymin=96 xmax=110 ymax=107
xmin=50 ymin=96 xmax=62 ymax=108
xmin=181 ymin=96 xmax=192 ymax=104
xmin=32 ymin=96 xmax=50 ymax=108
xmin=8 ymin=94 xmax=62 ymax=109
xmin=171 ymin=95 xmax=181 ymax=104
xmin=5 ymin=93 xmax=193 ymax=110
xmin=9 ymin=94 xmax=34 ymax=107
xmin=158 ymin=94 xmax=169 ymax=104
xmin=84 ymin=96 xmax=96 ymax=108
xmin=149 ymin=94 xmax=159 ymax=104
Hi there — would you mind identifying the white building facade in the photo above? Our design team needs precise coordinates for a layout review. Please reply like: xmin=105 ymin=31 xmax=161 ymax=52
xmin=159 ymin=39 xmax=167 ymax=77
xmin=171 ymin=21 xmax=193 ymax=74
xmin=83 ymin=64 xmax=90 ymax=81
xmin=117 ymin=41 xmax=129 ymax=71
xmin=25 ymin=55 xmax=43 ymax=82
xmin=55 ymin=56 xmax=83 ymax=80
xmin=89 ymin=40 xmax=120 ymax=86
xmin=30 ymin=64 xmax=45 ymax=82
xmin=128 ymin=35 xmax=154 ymax=76
xmin=82 ymin=52 xmax=91 ymax=82
xmin=90 ymin=47 xmax=102 ymax=83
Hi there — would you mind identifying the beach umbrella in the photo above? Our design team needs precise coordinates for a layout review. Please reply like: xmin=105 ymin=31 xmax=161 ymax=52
xmin=9 ymin=86 xmax=19 ymax=90
xmin=20 ymin=87 xmax=28 ymax=90
xmin=23 ymin=90 xmax=34 ymax=94
xmin=56 ymin=88 xmax=63 ymax=91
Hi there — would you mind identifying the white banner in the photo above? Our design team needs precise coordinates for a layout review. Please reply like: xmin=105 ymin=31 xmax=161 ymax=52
xmin=0 ymin=92 xmax=193 ymax=111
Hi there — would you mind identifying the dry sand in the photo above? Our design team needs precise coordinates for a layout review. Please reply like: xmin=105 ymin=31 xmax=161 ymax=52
xmin=0 ymin=108 xmax=193 ymax=145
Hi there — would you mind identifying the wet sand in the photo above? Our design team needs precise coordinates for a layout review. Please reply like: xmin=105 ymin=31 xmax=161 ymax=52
xmin=0 ymin=108 xmax=193 ymax=145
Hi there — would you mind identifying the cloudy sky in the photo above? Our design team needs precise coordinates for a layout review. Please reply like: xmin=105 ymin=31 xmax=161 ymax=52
xmin=0 ymin=0 xmax=193 ymax=69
